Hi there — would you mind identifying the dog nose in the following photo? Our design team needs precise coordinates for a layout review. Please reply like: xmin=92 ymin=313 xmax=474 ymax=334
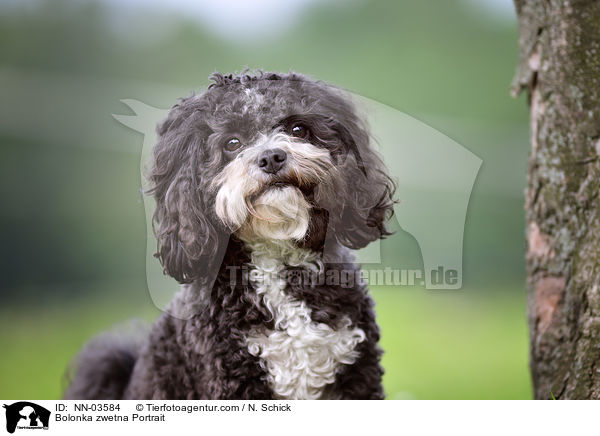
xmin=257 ymin=148 xmax=287 ymax=174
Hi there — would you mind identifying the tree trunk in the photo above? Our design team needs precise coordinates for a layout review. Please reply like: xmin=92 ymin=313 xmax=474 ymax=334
xmin=512 ymin=0 xmax=600 ymax=399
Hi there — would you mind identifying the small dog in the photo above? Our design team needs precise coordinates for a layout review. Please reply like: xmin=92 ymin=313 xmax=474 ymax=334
xmin=65 ymin=71 xmax=396 ymax=400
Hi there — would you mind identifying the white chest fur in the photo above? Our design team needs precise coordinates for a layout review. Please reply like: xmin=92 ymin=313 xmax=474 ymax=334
xmin=245 ymin=241 xmax=365 ymax=400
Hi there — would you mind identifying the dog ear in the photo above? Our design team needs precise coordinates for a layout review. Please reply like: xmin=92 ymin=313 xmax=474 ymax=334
xmin=330 ymin=118 xmax=397 ymax=250
xmin=148 ymin=106 xmax=223 ymax=284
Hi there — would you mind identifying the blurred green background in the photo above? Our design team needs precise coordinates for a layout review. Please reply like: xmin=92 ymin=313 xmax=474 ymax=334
xmin=0 ymin=0 xmax=531 ymax=399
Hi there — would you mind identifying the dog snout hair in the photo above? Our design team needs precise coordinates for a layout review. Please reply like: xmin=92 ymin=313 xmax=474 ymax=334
xmin=212 ymin=132 xmax=336 ymax=236
xmin=258 ymin=148 xmax=287 ymax=174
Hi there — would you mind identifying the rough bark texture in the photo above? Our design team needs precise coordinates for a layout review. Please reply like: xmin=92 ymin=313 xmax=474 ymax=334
xmin=513 ymin=0 xmax=600 ymax=399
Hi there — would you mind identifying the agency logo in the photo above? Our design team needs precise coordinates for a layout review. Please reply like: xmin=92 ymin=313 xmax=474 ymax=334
xmin=113 ymin=90 xmax=481 ymax=316
xmin=3 ymin=402 xmax=50 ymax=434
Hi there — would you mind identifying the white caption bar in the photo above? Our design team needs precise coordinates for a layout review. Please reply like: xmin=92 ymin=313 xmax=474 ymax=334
xmin=1 ymin=400 xmax=595 ymax=436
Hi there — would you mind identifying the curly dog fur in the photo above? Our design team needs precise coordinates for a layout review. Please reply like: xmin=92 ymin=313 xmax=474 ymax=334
xmin=64 ymin=71 xmax=396 ymax=400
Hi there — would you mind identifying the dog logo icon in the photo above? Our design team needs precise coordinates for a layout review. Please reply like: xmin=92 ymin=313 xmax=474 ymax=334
xmin=3 ymin=402 xmax=50 ymax=434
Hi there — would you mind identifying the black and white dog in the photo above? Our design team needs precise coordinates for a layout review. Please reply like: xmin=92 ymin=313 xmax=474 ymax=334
xmin=65 ymin=71 xmax=396 ymax=400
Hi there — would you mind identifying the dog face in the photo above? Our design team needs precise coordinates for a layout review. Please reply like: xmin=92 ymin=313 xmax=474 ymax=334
xmin=149 ymin=72 xmax=395 ymax=283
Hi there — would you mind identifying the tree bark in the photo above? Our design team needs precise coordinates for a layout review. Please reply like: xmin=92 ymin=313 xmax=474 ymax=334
xmin=512 ymin=0 xmax=600 ymax=399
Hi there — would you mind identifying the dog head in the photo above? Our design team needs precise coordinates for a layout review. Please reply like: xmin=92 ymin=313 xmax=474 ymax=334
xmin=149 ymin=72 xmax=396 ymax=283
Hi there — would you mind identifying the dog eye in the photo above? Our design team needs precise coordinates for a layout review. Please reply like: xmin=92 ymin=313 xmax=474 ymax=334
xmin=225 ymin=138 xmax=242 ymax=151
xmin=291 ymin=124 xmax=309 ymax=139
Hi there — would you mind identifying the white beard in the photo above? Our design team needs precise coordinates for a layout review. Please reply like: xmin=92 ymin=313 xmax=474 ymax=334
xmin=211 ymin=131 xmax=336 ymax=242
xmin=237 ymin=185 xmax=311 ymax=242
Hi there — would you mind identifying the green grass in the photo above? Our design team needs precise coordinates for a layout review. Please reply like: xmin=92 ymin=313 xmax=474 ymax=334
xmin=374 ymin=286 xmax=531 ymax=399
xmin=0 ymin=283 xmax=159 ymax=399
xmin=0 ymin=284 xmax=531 ymax=399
